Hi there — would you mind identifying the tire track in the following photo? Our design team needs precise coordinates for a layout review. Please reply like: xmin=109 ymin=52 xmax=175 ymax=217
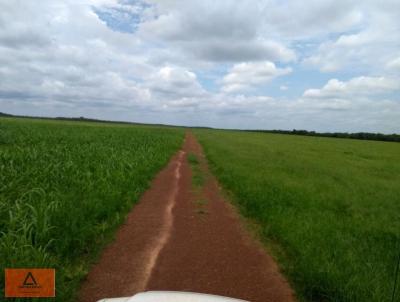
xmin=138 ymin=150 xmax=185 ymax=291
xmin=79 ymin=148 xmax=189 ymax=302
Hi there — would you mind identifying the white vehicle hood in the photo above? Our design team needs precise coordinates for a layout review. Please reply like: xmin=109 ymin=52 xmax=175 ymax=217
xmin=98 ymin=291 xmax=248 ymax=302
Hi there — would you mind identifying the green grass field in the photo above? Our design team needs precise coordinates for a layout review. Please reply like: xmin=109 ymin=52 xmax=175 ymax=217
xmin=195 ymin=129 xmax=400 ymax=302
xmin=0 ymin=118 xmax=183 ymax=301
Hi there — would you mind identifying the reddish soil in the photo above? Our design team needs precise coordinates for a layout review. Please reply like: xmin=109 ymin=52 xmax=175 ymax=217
xmin=79 ymin=133 xmax=296 ymax=302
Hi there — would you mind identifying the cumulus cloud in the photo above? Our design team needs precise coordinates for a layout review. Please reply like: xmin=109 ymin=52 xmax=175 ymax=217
xmin=303 ymin=31 xmax=384 ymax=72
xmin=303 ymin=1 xmax=400 ymax=72
xmin=138 ymin=1 xmax=296 ymax=63
xmin=386 ymin=57 xmax=400 ymax=72
xmin=303 ymin=76 xmax=400 ymax=98
xmin=222 ymin=62 xmax=292 ymax=93
xmin=0 ymin=1 xmax=151 ymax=108
xmin=146 ymin=66 xmax=207 ymax=100
xmin=262 ymin=0 xmax=363 ymax=39
xmin=296 ymin=76 xmax=400 ymax=132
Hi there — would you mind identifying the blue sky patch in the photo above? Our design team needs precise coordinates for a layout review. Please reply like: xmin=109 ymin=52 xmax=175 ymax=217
xmin=93 ymin=0 xmax=151 ymax=33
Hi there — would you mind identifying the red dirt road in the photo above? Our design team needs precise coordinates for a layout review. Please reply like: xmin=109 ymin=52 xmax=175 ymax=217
xmin=79 ymin=133 xmax=296 ymax=302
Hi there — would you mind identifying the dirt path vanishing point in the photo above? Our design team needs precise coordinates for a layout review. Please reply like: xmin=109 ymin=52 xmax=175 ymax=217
xmin=79 ymin=133 xmax=296 ymax=302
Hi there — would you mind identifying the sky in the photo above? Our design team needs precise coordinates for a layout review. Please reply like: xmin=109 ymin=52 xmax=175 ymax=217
xmin=0 ymin=0 xmax=399 ymax=133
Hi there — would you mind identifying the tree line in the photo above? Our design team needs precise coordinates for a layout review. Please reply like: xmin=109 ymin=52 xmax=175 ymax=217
xmin=250 ymin=129 xmax=400 ymax=143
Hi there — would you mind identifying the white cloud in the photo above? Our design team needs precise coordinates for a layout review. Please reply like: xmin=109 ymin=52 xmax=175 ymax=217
xmin=303 ymin=31 xmax=383 ymax=72
xmin=303 ymin=76 xmax=400 ymax=98
xmin=0 ymin=1 xmax=152 ymax=108
xmin=138 ymin=1 xmax=296 ymax=63
xmin=146 ymin=66 xmax=207 ymax=100
xmin=222 ymin=62 xmax=292 ymax=93
xmin=295 ymin=76 xmax=400 ymax=133
xmin=303 ymin=1 xmax=400 ymax=72
xmin=386 ymin=57 xmax=400 ymax=71
xmin=263 ymin=0 xmax=363 ymax=39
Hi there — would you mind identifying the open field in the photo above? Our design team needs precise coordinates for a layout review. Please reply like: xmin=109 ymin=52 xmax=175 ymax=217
xmin=195 ymin=129 xmax=400 ymax=302
xmin=0 ymin=118 xmax=183 ymax=301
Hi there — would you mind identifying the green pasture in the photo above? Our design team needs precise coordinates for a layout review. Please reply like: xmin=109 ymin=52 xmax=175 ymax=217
xmin=195 ymin=129 xmax=400 ymax=302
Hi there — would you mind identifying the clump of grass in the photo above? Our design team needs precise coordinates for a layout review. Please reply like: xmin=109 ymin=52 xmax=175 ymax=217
xmin=195 ymin=208 xmax=208 ymax=215
xmin=187 ymin=153 xmax=208 ymax=216
xmin=187 ymin=153 xmax=199 ymax=165
xmin=194 ymin=199 xmax=208 ymax=216
xmin=0 ymin=117 xmax=183 ymax=301
xmin=195 ymin=199 xmax=207 ymax=207
xmin=195 ymin=129 xmax=400 ymax=302
xmin=187 ymin=153 xmax=204 ymax=187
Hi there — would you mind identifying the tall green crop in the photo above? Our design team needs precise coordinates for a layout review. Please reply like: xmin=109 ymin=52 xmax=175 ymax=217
xmin=0 ymin=118 xmax=183 ymax=301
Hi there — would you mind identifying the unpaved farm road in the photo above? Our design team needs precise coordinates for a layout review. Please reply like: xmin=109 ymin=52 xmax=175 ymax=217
xmin=79 ymin=133 xmax=296 ymax=302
